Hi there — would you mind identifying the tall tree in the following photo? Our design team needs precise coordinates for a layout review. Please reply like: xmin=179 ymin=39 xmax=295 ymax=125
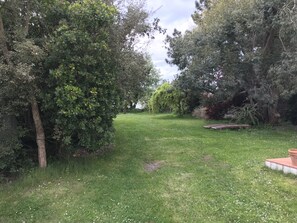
xmin=108 ymin=0 xmax=164 ymax=110
xmin=0 ymin=0 xmax=47 ymax=167
xmin=118 ymin=50 xmax=159 ymax=111
xmin=167 ymin=0 xmax=296 ymax=123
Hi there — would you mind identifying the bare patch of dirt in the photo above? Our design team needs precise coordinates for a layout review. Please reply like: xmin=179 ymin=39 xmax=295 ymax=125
xmin=144 ymin=161 xmax=165 ymax=172
xmin=202 ymin=155 xmax=214 ymax=163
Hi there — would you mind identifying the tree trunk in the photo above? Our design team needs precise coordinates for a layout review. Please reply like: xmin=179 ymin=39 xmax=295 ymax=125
xmin=267 ymin=105 xmax=280 ymax=125
xmin=23 ymin=0 xmax=47 ymax=167
xmin=31 ymin=96 xmax=47 ymax=168
xmin=0 ymin=13 xmax=11 ymax=65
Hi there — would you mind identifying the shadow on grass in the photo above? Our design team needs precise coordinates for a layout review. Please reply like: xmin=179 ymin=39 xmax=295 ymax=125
xmin=152 ymin=114 xmax=193 ymax=120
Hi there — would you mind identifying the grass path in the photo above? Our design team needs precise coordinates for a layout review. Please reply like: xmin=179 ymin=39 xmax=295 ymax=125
xmin=1 ymin=113 xmax=297 ymax=222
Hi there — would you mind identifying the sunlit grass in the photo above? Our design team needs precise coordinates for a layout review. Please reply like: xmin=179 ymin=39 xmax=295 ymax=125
xmin=1 ymin=113 xmax=297 ymax=222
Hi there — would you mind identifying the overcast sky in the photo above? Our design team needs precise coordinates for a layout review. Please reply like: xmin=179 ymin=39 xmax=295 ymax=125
xmin=143 ymin=0 xmax=196 ymax=81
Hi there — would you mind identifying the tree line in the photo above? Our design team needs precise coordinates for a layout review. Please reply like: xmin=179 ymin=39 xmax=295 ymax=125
xmin=159 ymin=0 xmax=297 ymax=124
xmin=0 ymin=0 xmax=160 ymax=177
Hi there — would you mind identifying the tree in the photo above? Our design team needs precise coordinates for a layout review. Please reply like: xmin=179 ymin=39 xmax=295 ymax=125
xmin=0 ymin=0 xmax=47 ymax=167
xmin=149 ymin=82 xmax=186 ymax=115
xmin=0 ymin=0 xmax=118 ymax=170
xmin=44 ymin=0 xmax=119 ymax=151
xmin=118 ymin=50 xmax=160 ymax=111
xmin=0 ymin=0 xmax=164 ymax=174
xmin=166 ymin=0 xmax=297 ymax=123
xmin=44 ymin=0 xmax=161 ymax=149
xmin=106 ymin=0 xmax=164 ymax=111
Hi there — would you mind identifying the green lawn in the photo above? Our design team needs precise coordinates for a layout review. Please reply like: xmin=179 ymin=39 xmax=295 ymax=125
xmin=1 ymin=113 xmax=297 ymax=222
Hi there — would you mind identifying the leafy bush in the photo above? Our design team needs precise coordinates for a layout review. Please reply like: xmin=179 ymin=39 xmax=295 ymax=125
xmin=229 ymin=103 xmax=261 ymax=125
xmin=202 ymin=91 xmax=248 ymax=120
xmin=0 ymin=127 xmax=24 ymax=179
xmin=44 ymin=1 xmax=119 ymax=151
xmin=149 ymin=83 xmax=187 ymax=116
xmin=206 ymin=101 xmax=231 ymax=120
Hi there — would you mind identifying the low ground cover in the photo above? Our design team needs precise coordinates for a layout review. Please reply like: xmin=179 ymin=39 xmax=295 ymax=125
xmin=1 ymin=113 xmax=297 ymax=222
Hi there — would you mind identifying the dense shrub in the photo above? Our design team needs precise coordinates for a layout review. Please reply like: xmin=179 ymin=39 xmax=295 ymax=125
xmin=44 ymin=1 xmax=119 ymax=151
xmin=184 ymin=91 xmax=200 ymax=113
xmin=201 ymin=91 xmax=248 ymax=120
xmin=228 ymin=103 xmax=261 ymax=125
xmin=149 ymin=83 xmax=187 ymax=115
xmin=0 ymin=127 xmax=24 ymax=179
xmin=206 ymin=101 xmax=231 ymax=120
xmin=288 ymin=93 xmax=297 ymax=125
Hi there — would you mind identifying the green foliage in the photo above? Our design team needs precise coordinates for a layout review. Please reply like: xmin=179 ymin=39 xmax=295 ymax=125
xmin=110 ymin=1 xmax=163 ymax=112
xmin=229 ymin=103 xmax=262 ymax=125
xmin=0 ymin=0 xmax=164 ymax=174
xmin=117 ymin=51 xmax=160 ymax=111
xmin=149 ymin=83 xmax=187 ymax=115
xmin=0 ymin=119 xmax=28 ymax=179
xmin=45 ymin=0 xmax=119 ymax=150
xmin=287 ymin=93 xmax=297 ymax=125
xmin=166 ymin=0 xmax=296 ymax=123
xmin=1 ymin=0 xmax=163 ymax=171
xmin=149 ymin=83 xmax=172 ymax=113
xmin=0 ymin=37 xmax=45 ymax=118
xmin=0 ymin=129 xmax=21 ymax=177
xmin=0 ymin=0 xmax=49 ymax=170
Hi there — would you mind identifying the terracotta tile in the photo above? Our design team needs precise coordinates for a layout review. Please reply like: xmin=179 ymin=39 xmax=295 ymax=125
xmin=265 ymin=157 xmax=297 ymax=175
xmin=266 ymin=157 xmax=297 ymax=168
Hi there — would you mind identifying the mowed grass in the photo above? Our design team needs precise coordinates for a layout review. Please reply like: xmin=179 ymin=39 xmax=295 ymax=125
xmin=1 ymin=113 xmax=297 ymax=222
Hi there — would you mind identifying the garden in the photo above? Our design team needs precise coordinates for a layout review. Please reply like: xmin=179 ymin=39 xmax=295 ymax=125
xmin=1 ymin=113 xmax=297 ymax=222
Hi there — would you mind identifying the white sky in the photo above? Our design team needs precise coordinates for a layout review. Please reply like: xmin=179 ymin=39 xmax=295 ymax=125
xmin=144 ymin=0 xmax=196 ymax=81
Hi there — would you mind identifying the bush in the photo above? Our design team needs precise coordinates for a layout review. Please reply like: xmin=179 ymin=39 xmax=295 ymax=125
xmin=229 ymin=103 xmax=261 ymax=125
xmin=206 ymin=101 xmax=231 ymax=120
xmin=200 ymin=91 xmax=249 ymax=120
xmin=192 ymin=107 xmax=209 ymax=119
xmin=149 ymin=83 xmax=187 ymax=116
xmin=45 ymin=1 xmax=119 ymax=151
xmin=0 ymin=128 xmax=23 ymax=179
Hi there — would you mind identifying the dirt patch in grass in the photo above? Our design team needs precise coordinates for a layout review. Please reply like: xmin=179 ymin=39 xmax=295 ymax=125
xmin=144 ymin=161 xmax=165 ymax=172
xmin=202 ymin=155 xmax=214 ymax=163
